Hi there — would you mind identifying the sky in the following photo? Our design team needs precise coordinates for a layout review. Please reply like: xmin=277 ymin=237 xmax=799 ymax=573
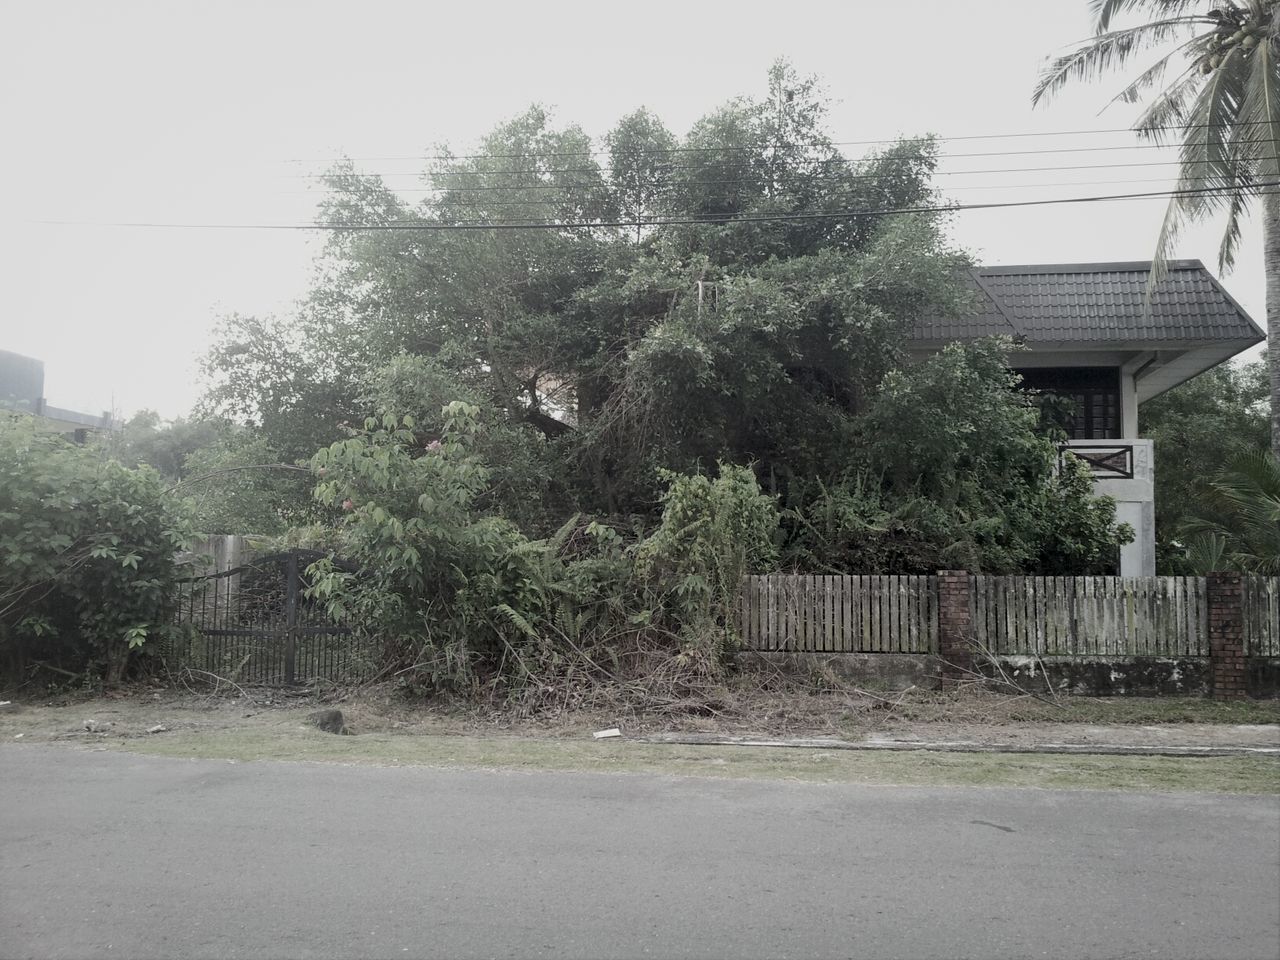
xmin=0 ymin=0 xmax=1268 ymax=420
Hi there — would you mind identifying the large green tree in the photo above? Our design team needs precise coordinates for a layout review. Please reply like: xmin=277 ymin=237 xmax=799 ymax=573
xmin=1033 ymin=1 xmax=1280 ymax=452
xmin=198 ymin=62 xmax=1129 ymax=573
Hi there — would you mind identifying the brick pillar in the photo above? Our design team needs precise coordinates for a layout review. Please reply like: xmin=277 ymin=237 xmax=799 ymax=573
xmin=1207 ymin=572 xmax=1247 ymax=701
xmin=937 ymin=571 xmax=973 ymax=688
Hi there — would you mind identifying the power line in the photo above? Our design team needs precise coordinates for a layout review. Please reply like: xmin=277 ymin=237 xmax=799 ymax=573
xmin=32 ymin=181 xmax=1278 ymax=232
xmin=280 ymin=120 xmax=1277 ymax=165
xmin=295 ymin=157 xmax=1277 ymax=194
xmin=283 ymin=138 xmax=1248 ymax=180
xmin=280 ymin=173 xmax=1255 ymax=208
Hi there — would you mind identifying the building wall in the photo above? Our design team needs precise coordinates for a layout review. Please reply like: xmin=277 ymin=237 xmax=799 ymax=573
xmin=1065 ymin=437 xmax=1155 ymax=576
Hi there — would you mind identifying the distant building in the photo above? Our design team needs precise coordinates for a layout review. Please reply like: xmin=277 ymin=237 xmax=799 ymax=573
xmin=0 ymin=349 xmax=121 ymax=441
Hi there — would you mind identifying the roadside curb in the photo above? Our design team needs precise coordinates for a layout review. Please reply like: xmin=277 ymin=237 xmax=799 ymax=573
xmin=634 ymin=733 xmax=1280 ymax=759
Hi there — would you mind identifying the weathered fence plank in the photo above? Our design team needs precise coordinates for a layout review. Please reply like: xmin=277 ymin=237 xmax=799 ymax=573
xmin=738 ymin=573 xmax=1278 ymax=659
xmin=739 ymin=575 xmax=936 ymax=653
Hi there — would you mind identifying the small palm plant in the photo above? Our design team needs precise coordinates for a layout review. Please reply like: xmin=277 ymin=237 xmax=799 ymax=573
xmin=1183 ymin=448 xmax=1280 ymax=572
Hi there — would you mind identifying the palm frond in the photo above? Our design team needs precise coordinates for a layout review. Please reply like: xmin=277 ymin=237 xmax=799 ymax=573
xmin=1232 ymin=35 xmax=1280 ymax=182
xmin=1178 ymin=45 xmax=1248 ymax=192
xmin=1105 ymin=33 xmax=1211 ymax=119
xmin=1181 ymin=530 xmax=1231 ymax=574
xmin=1091 ymin=0 xmax=1213 ymax=32
xmin=1218 ymin=185 xmax=1248 ymax=271
xmin=1147 ymin=45 xmax=1249 ymax=292
xmin=1131 ymin=58 xmax=1209 ymax=135
xmin=1033 ymin=18 xmax=1209 ymax=106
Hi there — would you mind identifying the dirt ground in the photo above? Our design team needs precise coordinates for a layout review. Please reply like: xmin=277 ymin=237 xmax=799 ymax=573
xmin=2 ymin=680 xmax=1278 ymax=751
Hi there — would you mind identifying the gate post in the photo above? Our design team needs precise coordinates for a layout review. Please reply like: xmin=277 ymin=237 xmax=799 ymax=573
xmin=284 ymin=551 xmax=299 ymax=685
xmin=1207 ymin=572 xmax=1247 ymax=700
xmin=937 ymin=570 xmax=974 ymax=689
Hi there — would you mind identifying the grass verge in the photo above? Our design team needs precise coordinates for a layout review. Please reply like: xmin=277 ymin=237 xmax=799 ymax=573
xmin=107 ymin=726 xmax=1280 ymax=794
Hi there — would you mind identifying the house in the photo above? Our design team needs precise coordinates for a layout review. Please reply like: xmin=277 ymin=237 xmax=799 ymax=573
xmin=0 ymin=349 xmax=121 ymax=441
xmin=912 ymin=260 xmax=1266 ymax=576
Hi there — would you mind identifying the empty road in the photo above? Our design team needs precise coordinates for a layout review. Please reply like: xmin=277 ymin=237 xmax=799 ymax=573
xmin=2 ymin=745 xmax=1278 ymax=960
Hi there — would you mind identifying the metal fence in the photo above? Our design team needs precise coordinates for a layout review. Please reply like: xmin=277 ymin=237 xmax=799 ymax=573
xmin=168 ymin=548 xmax=378 ymax=684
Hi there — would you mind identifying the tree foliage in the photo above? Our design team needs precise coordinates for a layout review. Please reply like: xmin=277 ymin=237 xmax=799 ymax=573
xmin=1182 ymin=448 xmax=1280 ymax=572
xmin=181 ymin=63 xmax=1132 ymax=695
xmin=1139 ymin=356 xmax=1268 ymax=569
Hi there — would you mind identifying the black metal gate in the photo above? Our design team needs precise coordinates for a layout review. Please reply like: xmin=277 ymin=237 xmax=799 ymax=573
xmin=170 ymin=549 xmax=375 ymax=684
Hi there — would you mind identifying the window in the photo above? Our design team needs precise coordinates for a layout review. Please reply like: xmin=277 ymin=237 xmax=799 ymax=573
xmin=1014 ymin=367 xmax=1120 ymax=440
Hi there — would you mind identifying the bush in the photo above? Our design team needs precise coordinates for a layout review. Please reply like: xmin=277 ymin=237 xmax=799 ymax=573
xmin=781 ymin=342 xmax=1132 ymax=574
xmin=308 ymin=402 xmax=526 ymax=690
xmin=635 ymin=464 xmax=779 ymax=658
xmin=0 ymin=416 xmax=192 ymax=683
xmin=307 ymin=406 xmax=779 ymax=697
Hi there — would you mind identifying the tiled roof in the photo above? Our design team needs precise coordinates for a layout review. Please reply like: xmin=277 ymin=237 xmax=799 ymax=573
xmin=912 ymin=260 xmax=1264 ymax=345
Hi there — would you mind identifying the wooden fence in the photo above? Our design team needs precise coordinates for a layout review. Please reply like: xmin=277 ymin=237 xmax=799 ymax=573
xmin=969 ymin=576 xmax=1206 ymax=657
xmin=1244 ymin=576 xmax=1280 ymax=657
xmin=738 ymin=574 xmax=1280 ymax=658
xmin=739 ymin=575 xmax=937 ymax=653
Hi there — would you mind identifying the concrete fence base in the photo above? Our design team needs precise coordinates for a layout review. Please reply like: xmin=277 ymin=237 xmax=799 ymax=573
xmin=732 ymin=652 xmax=1280 ymax=698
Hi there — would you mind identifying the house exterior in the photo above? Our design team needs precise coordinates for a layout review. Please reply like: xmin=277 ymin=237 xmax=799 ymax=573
xmin=0 ymin=349 xmax=121 ymax=441
xmin=912 ymin=260 xmax=1265 ymax=576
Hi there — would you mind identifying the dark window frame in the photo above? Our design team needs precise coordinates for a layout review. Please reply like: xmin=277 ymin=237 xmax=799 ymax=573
xmin=1014 ymin=366 xmax=1121 ymax=440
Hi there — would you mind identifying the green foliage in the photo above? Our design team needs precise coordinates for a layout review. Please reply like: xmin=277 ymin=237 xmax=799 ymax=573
xmin=1183 ymin=449 xmax=1280 ymax=574
xmin=198 ymin=312 xmax=359 ymax=462
xmin=306 ymin=410 xmax=779 ymax=693
xmin=0 ymin=416 xmax=193 ymax=682
xmin=181 ymin=63 xmax=1134 ymax=703
xmin=364 ymin=354 xmax=561 ymax=533
xmin=176 ymin=431 xmax=316 ymax=536
xmin=783 ymin=342 xmax=1132 ymax=573
xmin=307 ymin=402 xmax=522 ymax=689
xmin=635 ymin=464 xmax=779 ymax=658
xmin=1139 ymin=358 xmax=1269 ymax=571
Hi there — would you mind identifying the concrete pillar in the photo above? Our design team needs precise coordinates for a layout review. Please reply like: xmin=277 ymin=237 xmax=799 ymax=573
xmin=1207 ymin=572 xmax=1247 ymax=700
xmin=936 ymin=571 xmax=973 ymax=687
xmin=1119 ymin=369 xmax=1139 ymax=438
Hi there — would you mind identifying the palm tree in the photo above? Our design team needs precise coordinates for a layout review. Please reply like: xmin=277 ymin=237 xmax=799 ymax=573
xmin=1034 ymin=1 xmax=1280 ymax=453
xmin=1183 ymin=449 xmax=1280 ymax=571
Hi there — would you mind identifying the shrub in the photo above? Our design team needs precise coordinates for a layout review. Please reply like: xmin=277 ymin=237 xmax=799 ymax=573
xmin=635 ymin=464 xmax=779 ymax=659
xmin=0 ymin=416 xmax=192 ymax=683
xmin=307 ymin=405 xmax=780 ymax=696
xmin=308 ymin=402 xmax=526 ymax=690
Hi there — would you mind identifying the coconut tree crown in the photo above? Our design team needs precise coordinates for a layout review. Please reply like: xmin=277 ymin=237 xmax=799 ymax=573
xmin=1034 ymin=0 xmax=1280 ymax=273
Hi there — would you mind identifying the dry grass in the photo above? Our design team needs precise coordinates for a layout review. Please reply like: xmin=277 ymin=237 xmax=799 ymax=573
xmin=72 ymin=725 xmax=1280 ymax=795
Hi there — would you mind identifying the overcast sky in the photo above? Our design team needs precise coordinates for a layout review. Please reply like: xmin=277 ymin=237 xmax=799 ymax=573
xmin=0 ymin=0 xmax=1267 ymax=420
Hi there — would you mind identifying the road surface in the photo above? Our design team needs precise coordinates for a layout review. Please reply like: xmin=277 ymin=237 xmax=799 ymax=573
xmin=3 ymin=745 xmax=1278 ymax=959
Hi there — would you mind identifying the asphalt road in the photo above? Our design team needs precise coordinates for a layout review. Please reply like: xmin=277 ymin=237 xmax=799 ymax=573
xmin=3 ymin=746 xmax=1278 ymax=960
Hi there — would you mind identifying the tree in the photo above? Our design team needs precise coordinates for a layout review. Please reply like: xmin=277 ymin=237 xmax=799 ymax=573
xmin=197 ymin=61 xmax=1129 ymax=577
xmin=1138 ymin=356 xmax=1268 ymax=568
xmin=1033 ymin=1 xmax=1280 ymax=452
xmin=782 ymin=342 xmax=1131 ymax=574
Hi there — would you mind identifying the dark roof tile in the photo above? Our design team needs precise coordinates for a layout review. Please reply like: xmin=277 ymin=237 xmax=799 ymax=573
xmin=912 ymin=260 xmax=1263 ymax=345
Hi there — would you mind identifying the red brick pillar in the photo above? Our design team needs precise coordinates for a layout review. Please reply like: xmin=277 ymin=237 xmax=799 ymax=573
xmin=1207 ymin=572 xmax=1247 ymax=700
xmin=937 ymin=571 xmax=973 ymax=688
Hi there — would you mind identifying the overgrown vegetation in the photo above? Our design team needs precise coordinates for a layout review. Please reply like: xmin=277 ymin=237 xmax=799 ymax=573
xmin=0 ymin=416 xmax=192 ymax=683
xmin=3 ymin=63 xmax=1142 ymax=696
xmin=1140 ymin=356 xmax=1274 ymax=573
